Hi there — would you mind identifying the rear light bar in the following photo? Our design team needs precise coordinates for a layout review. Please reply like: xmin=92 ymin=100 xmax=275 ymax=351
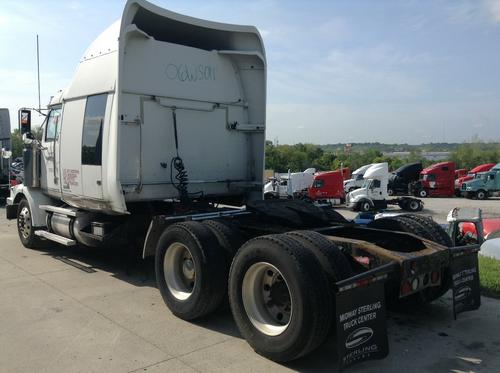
xmin=400 ymin=270 xmax=441 ymax=297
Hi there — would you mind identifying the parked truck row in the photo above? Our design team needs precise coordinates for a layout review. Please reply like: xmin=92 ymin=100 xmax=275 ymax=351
xmin=3 ymin=0 xmax=483 ymax=369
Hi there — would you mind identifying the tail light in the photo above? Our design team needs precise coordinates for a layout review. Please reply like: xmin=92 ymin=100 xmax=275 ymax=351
xmin=401 ymin=281 xmax=412 ymax=296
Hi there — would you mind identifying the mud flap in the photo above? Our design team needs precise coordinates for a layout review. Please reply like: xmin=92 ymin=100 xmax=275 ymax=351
xmin=450 ymin=245 xmax=481 ymax=319
xmin=334 ymin=262 xmax=396 ymax=371
xmin=5 ymin=203 xmax=18 ymax=220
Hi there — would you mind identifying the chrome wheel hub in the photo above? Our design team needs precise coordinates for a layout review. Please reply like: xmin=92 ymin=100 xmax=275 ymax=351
xmin=18 ymin=206 xmax=32 ymax=239
xmin=163 ymin=243 xmax=196 ymax=301
xmin=242 ymin=262 xmax=292 ymax=336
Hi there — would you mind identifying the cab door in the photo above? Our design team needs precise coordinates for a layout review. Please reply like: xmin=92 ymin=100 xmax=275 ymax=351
xmin=81 ymin=93 xmax=109 ymax=200
xmin=40 ymin=106 xmax=62 ymax=197
xmin=368 ymin=179 xmax=383 ymax=199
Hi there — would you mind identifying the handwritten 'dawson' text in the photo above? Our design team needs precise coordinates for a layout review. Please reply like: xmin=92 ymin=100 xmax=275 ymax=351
xmin=165 ymin=63 xmax=216 ymax=82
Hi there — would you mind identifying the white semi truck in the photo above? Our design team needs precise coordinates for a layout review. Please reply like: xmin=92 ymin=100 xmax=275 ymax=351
xmin=346 ymin=163 xmax=423 ymax=212
xmin=343 ymin=163 xmax=373 ymax=193
xmin=6 ymin=1 xmax=482 ymax=368
xmin=263 ymin=168 xmax=315 ymax=199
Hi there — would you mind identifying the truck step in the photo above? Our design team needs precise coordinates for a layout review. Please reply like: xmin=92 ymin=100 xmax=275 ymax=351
xmin=39 ymin=205 xmax=82 ymax=217
xmin=34 ymin=230 xmax=76 ymax=246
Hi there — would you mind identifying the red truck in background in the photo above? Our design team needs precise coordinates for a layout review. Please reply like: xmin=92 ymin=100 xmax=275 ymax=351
xmin=308 ymin=168 xmax=350 ymax=204
xmin=411 ymin=161 xmax=456 ymax=197
xmin=455 ymin=168 xmax=468 ymax=180
xmin=454 ymin=163 xmax=496 ymax=196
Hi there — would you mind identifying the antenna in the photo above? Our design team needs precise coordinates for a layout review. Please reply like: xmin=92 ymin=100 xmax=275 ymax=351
xmin=36 ymin=34 xmax=41 ymax=111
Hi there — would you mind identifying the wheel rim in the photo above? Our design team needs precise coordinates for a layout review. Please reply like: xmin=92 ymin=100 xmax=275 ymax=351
xmin=409 ymin=201 xmax=419 ymax=210
xmin=18 ymin=206 xmax=32 ymax=239
xmin=388 ymin=189 xmax=393 ymax=196
xmin=242 ymin=262 xmax=292 ymax=336
xmin=478 ymin=192 xmax=484 ymax=199
xmin=163 ymin=242 xmax=196 ymax=301
xmin=419 ymin=190 xmax=426 ymax=197
xmin=363 ymin=202 xmax=370 ymax=211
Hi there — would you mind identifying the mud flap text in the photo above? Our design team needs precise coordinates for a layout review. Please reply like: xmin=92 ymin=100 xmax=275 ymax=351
xmin=335 ymin=282 xmax=388 ymax=371
xmin=451 ymin=248 xmax=480 ymax=319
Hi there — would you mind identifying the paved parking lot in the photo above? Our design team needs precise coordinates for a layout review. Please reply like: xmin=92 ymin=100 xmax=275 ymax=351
xmin=1 ymin=198 xmax=500 ymax=373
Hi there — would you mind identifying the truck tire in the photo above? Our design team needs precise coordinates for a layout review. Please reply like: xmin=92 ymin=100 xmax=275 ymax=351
xmin=17 ymin=198 xmax=41 ymax=249
xmin=401 ymin=199 xmax=423 ymax=212
xmin=155 ymin=221 xmax=227 ymax=320
xmin=285 ymin=230 xmax=353 ymax=282
xmin=476 ymin=190 xmax=487 ymax=200
xmin=418 ymin=189 xmax=428 ymax=198
xmin=368 ymin=216 xmax=430 ymax=240
xmin=398 ymin=214 xmax=452 ymax=247
xmin=357 ymin=199 xmax=372 ymax=212
xmin=202 ymin=219 xmax=246 ymax=260
xmin=229 ymin=234 xmax=332 ymax=362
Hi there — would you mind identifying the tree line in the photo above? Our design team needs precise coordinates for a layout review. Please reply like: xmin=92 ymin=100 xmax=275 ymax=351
xmin=265 ymin=141 xmax=500 ymax=173
xmin=8 ymin=130 xmax=499 ymax=172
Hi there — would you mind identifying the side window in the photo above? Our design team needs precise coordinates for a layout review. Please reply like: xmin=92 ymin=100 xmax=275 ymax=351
xmin=489 ymin=174 xmax=495 ymax=180
xmin=45 ymin=107 xmax=62 ymax=142
xmin=373 ymin=180 xmax=381 ymax=188
xmin=82 ymin=94 xmax=107 ymax=165
xmin=313 ymin=179 xmax=324 ymax=188
xmin=442 ymin=166 xmax=449 ymax=171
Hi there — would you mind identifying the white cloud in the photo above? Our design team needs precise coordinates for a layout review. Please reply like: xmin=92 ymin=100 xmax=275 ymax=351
xmin=487 ymin=0 xmax=500 ymax=21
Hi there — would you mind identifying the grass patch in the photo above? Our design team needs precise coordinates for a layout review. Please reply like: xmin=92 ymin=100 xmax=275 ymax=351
xmin=479 ymin=255 xmax=500 ymax=299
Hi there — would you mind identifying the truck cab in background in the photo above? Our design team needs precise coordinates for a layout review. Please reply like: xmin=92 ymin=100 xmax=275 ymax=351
xmin=346 ymin=162 xmax=422 ymax=212
xmin=263 ymin=168 xmax=316 ymax=199
xmin=411 ymin=161 xmax=455 ymax=198
xmin=343 ymin=163 xmax=373 ymax=193
xmin=455 ymin=163 xmax=495 ymax=196
xmin=307 ymin=168 xmax=350 ymax=204
xmin=462 ymin=163 xmax=500 ymax=200
xmin=387 ymin=162 xmax=422 ymax=196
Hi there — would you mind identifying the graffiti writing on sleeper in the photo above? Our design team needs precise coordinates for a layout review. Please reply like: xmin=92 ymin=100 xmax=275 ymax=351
xmin=165 ymin=63 xmax=216 ymax=83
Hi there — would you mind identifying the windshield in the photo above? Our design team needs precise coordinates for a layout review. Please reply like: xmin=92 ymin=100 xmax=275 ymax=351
xmin=467 ymin=173 xmax=474 ymax=177
xmin=355 ymin=174 xmax=364 ymax=180
xmin=362 ymin=179 xmax=371 ymax=188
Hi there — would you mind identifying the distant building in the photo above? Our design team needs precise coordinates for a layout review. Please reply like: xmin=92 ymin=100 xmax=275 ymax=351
xmin=383 ymin=151 xmax=450 ymax=161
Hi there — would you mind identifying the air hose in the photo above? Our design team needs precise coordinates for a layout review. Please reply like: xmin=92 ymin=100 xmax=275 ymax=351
xmin=170 ymin=109 xmax=190 ymax=204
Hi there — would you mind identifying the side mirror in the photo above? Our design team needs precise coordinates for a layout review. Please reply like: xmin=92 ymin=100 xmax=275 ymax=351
xmin=19 ymin=109 xmax=31 ymax=135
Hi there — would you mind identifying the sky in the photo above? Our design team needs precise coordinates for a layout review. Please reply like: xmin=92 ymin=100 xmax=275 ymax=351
xmin=1 ymin=0 xmax=500 ymax=144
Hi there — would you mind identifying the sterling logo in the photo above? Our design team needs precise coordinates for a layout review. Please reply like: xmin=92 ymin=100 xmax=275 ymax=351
xmin=345 ymin=327 xmax=374 ymax=349
xmin=455 ymin=285 xmax=472 ymax=302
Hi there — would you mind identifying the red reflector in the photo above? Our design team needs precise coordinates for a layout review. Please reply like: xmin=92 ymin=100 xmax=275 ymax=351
xmin=401 ymin=281 xmax=412 ymax=295
xmin=355 ymin=278 xmax=372 ymax=288
xmin=431 ymin=271 xmax=440 ymax=283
